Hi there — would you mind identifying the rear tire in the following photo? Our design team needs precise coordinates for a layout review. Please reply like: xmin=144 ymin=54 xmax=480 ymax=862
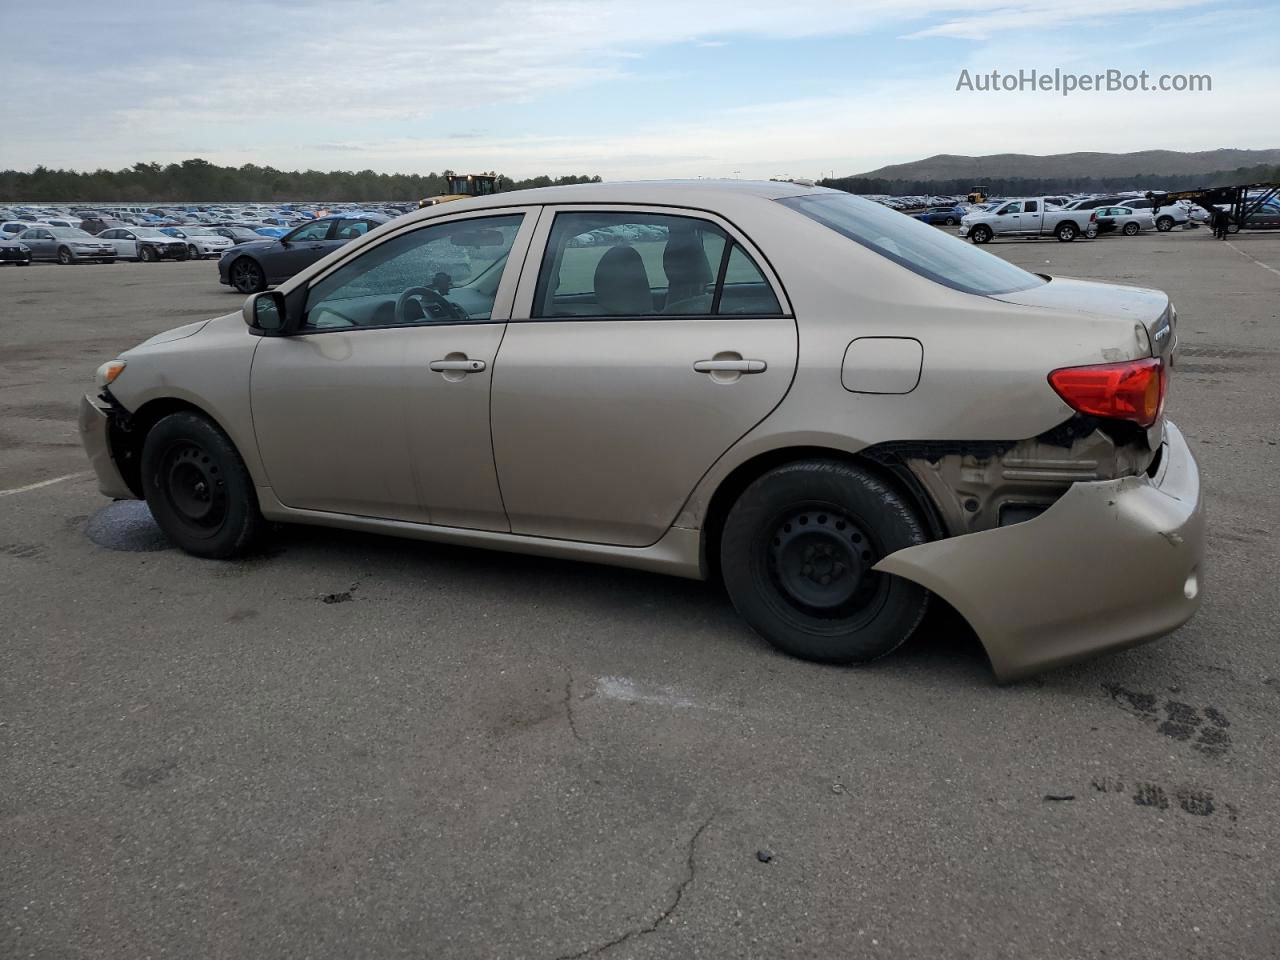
xmin=229 ymin=257 xmax=266 ymax=293
xmin=1056 ymin=222 xmax=1078 ymax=241
xmin=140 ymin=412 xmax=265 ymax=559
xmin=969 ymin=224 xmax=992 ymax=244
xmin=1156 ymin=216 xmax=1175 ymax=232
xmin=720 ymin=460 xmax=930 ymax=664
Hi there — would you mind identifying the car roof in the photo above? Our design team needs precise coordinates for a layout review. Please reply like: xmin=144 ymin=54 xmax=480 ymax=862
xmin=440 ymin=179 xmax=830 ymax=212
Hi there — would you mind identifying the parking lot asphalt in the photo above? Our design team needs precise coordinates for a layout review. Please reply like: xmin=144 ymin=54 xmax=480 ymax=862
xmin=2 ymin=231 xmax=1278 ymax=959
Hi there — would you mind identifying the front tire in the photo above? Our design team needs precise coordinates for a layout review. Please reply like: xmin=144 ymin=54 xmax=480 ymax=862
xmin=140 ymin=412 xmax=265 ymax=559
xmin=57 ymin=246 xmax=74 ymax=265
xmin=944 ymin=216 xmax=957 ymax=225
xmin=1056 ymin=222 xmax=1078 ymax=241
xmin=720 ymin=460 xmax=930 ymax=664
xmin=188 ymin=244 xmax=200 ymax=259
xmin=969 ymin=224 xmax=992 ymax=244
xmin=1156 ymin=216 xmax=1175 ymax=232
xmin=229 ymin=256 xmax=266 ymax=293
xmin=139 ymin=245 xmax=157 ymax=262
xmin=1123 ymin=221 xmax=1140 ymax=236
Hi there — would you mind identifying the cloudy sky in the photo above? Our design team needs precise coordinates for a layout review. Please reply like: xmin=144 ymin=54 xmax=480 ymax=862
xmin=2 ymin=0 xmax=1275 ymax=179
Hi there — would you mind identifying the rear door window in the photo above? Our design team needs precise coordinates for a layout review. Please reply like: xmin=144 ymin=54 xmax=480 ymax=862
xmin=533 ymin=211 xmax=781 ymax=318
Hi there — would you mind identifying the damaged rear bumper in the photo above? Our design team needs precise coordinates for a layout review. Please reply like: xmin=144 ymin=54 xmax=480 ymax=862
xmin=875 ymin=420 xmax=1203 ymax=682
xmin=78 ymin=393 xmax=134 ymax=500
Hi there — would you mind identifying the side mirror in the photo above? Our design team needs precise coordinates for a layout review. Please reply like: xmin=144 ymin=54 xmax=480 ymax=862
xmin=243 ymin=291 xmax=288 ymax=336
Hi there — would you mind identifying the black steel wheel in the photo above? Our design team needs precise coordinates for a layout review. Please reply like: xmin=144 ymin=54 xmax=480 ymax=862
xmin=141 ymin=411 xmax=264 ymax=558
xmin=720 ymin=460 xmax=930 ymax=664
xmin=229 ymin=256 xmax=266 ymax=293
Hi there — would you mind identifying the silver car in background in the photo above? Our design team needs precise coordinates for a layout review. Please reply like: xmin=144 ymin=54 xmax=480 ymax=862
xmin=16 ymin=225 xmax=116 ymax=263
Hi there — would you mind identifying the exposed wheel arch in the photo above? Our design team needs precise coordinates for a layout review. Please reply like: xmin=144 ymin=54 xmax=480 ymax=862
xmin=108 ymin=396 xmax=238 ymax=498
xmin=699 ymin=445 xmax=945 ymax=585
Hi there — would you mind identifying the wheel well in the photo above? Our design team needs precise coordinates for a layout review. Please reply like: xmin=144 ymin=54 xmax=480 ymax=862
xmin=699 ymin=445 xmax=945 ymax=584
xmin=108 ymin=397 xmax=215 ymax=498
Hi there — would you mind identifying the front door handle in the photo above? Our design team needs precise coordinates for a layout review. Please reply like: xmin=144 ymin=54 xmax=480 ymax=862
xmin=693 ymin=359 xmax=766 ymax=374
xmin=430 ymin=358 xmax=486 ymax=373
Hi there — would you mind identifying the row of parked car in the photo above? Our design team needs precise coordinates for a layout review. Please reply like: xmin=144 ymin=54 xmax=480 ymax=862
xmin=0 ymin=202 xmax=413 ymax=267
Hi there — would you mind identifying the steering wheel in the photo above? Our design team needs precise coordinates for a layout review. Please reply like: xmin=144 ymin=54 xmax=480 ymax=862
xmin=396 ymin=286 xmax=465 ymax=324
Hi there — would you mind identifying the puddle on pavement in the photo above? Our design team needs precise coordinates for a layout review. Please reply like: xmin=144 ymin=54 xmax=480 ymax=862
xmin=84 ymin=500 xmax=172 ymax=552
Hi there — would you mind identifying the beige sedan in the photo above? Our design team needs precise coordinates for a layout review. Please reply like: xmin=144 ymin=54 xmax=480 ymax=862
xmin=80 ymin=181 xmax=1203 ymax=681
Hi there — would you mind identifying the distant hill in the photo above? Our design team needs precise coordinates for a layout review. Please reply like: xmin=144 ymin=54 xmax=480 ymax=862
xmin=850 ymin=149 xmax=1280 ymax=182
xmin=822 ymin=149 xmax=1280 ymax=198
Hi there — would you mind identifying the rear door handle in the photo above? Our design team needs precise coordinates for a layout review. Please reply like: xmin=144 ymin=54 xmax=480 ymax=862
xmin=693 ymin=359 xmax=766 ymax=374
xmin=430 ymin=358 xmax=486 ymax=372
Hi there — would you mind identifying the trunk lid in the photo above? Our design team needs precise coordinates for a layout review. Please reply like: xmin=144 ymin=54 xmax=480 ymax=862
xmin=990 ymin=276 xmax=1176 ymax=363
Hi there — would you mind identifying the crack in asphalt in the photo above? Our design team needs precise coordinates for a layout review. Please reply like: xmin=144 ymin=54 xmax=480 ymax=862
xmin=552 ymin=815 xmax=715 ymax=959
xmin=563 ymin=674 xmax=584 ymax=743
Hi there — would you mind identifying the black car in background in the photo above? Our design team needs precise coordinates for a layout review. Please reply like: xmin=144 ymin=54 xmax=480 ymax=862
xmin=1 ymin=236 xmax=32 ymax=265
xmin=208 ymin=224 xmax=270 ymax=246
xmin=217 ymin=213 xmax=389 ymax=293
xmin=79 ymin=216 xmax=131 ymax=235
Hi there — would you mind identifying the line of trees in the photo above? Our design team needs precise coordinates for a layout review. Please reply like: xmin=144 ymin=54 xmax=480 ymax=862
xmin=0 ymin=158 xmax=602 ymax=202
xmin=820 ymin=163 xmax=1280 ymax=197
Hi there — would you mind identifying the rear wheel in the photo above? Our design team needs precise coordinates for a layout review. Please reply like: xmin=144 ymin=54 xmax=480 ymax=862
xmin=1156 ymin=216 xmax=1175 ymax=232
xmin=57 ymin=246 xmax=74 ymax=265
xmin=141 ymin=412 xmax=264 ymax=559
xmin=1056 ymin=222 xmax=1078 ymax=242
xmin=139 ymin=245 xmax=157 ymax=262
xmin=969 ymin=224 xmax=992 ymax=244
xmin=720 ymin=460 xmax=930 ymax=664
xmin=229 ymin=257 xmax=266 ymax=293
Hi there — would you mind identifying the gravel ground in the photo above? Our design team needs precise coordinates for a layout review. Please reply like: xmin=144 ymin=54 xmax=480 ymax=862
xmin=1 ymin=229 xmax=1278 ymax=959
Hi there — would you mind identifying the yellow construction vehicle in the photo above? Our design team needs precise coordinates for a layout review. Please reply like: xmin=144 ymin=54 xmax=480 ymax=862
xmin=419 ymin=173 xmax=500 ymax=208
xmin=966 ymin=184 xmax=989 ymax=204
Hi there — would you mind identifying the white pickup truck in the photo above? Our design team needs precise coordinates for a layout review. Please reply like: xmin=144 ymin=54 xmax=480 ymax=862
xmin=959 ymin=198 xmax=1098 ymax=244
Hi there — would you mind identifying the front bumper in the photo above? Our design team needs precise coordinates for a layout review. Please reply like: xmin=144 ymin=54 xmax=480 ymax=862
xmin=78 ymin=394 xmax=135 ymax=500
xmin=958 ymin=224 xmax=970 ymax=236
xmin=875 ymin=420 xmax=1203 ymax=682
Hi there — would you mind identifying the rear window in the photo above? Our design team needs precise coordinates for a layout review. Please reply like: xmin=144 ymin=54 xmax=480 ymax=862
xmin=778 ymin=193 xmax=1045 ymax=296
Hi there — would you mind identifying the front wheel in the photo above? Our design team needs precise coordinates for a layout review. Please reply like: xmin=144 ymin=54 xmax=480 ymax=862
xmin=188 ymin=244 xmax=200 ymax=259
xmin=1123 ymin=221 xmax=1140 ymax=236
xmin=139 ymin=245 xmax=157 ymax=262
xmin=140 ymin=412 xmax=265 ymax=558
xmin=1156 ymin=216 xmax=1175 ymax=232
xmin=969 ymin=224 xmax=992 ymax=244
xmin=1056 ymin=222 xmax=1078 ymax=241
xmin=944 ymin=217 xmax=957 ymax=225
xmin=229 ymin=257 xmax=266 ymax=293
xmin=57 ymin=246 xmax=74 ymax=265
xmin=720 ymin=460 xmax=930 ymax=664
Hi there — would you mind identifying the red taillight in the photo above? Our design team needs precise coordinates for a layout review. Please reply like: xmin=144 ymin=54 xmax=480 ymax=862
xmin=1048 ymin=357 xmax=1166 ymax=427
xmin=1089 ymin=211 xmax=1098 ymax=221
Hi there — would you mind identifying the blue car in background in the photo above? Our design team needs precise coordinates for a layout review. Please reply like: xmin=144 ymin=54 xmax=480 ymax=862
xmin=913 ymin=205 xmax=967 ymax=225
xmin=254 ymin=226 xmax=290 ymax=238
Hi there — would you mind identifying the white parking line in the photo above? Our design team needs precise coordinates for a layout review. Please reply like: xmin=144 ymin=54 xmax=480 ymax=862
xmin=1225 ymin=241 xmax=1280 ymax=278
xmin=0 ymin=473 xmax=87 ymax=498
